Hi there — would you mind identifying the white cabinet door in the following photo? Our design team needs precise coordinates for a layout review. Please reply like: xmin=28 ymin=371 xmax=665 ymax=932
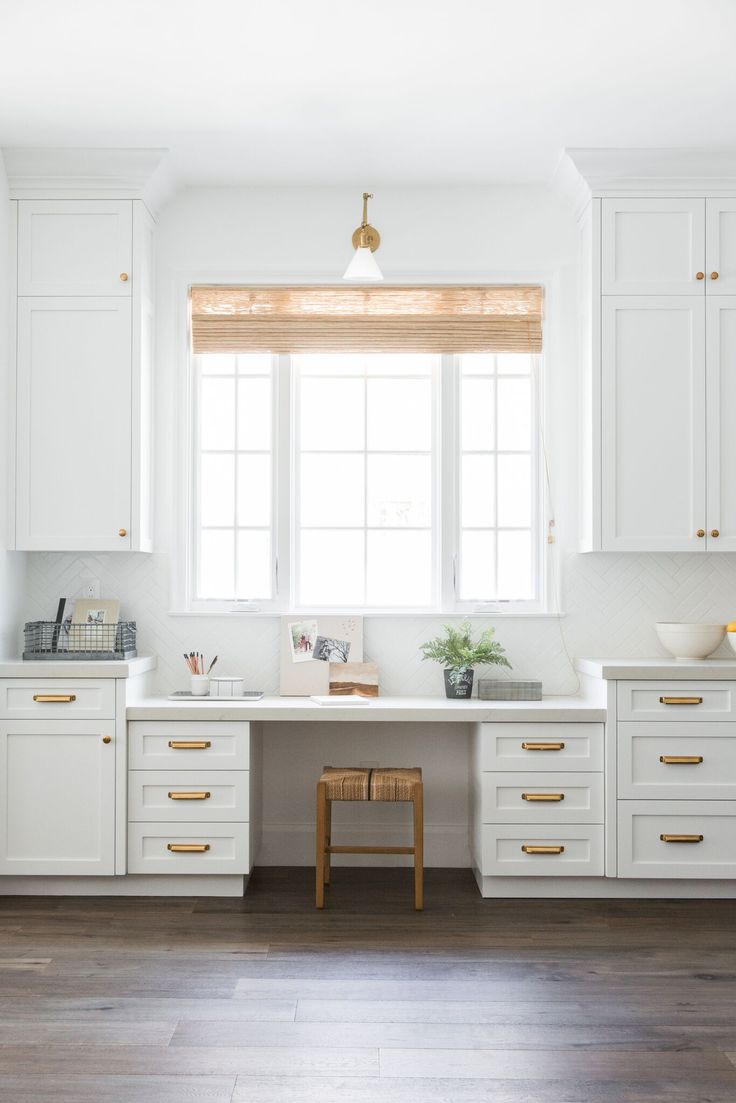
xmin=706 ymin=199 xmax=736 ymax=294
xmin=706 ymin=297 xmax=736 ymax=550
xmin=0 ymin=720 xmax=115 ymax=875
xmin=17 ymin=201 xmax=132 ymax=296
xmin=601 ymin=198 xmax=705 ymax=295
xmin=601 ymin=297 xmax=706 ymax=551
xmin=16 ymin=297 xmax=132 ymax=550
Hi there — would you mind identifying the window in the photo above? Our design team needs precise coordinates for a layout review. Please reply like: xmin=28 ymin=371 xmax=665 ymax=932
xmin=187 ymin=284 xmax=544 ymax=612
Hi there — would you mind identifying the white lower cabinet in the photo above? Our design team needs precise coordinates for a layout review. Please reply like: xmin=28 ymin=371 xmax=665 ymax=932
xmin=471 ymin=723 xmax=605 ymax=885
xmin=127 ymin=721 xmax=252 ymax=877
xmin=0 ymin=719 xmax=116 ymax=875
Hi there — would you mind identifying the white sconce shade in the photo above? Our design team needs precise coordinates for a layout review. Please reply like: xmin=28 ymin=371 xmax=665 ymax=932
xmin=343 ymin=243 xmax=384 ymax=281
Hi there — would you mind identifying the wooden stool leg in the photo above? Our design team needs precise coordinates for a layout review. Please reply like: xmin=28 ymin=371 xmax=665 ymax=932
xmin=324 ymin=798 xmax=332 ymax=884
xmin=316 ymin=781 xmax=327 ymax=908
xmin=413 ymin=784 xmax=424 ymax=911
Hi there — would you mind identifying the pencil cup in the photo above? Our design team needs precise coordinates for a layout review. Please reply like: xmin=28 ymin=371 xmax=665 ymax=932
xmin=190 ymin=675 xmax=210 ymax=696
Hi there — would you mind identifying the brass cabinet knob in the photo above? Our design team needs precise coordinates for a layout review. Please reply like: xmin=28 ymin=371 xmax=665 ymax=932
xmin=696 ymin=529 xmax=706 ymax=537
xmin=120 ymin=273 xmax=129 ymax=282
xmin=696 ymin=272 xmax=705 ymax=280
xmin=711 ymin=529 xmax=720 ymax=538
xmin=118 ymin=528 xmax=127 ymax=537
xmin=102 ymin=735 xmax=112 ymax=744
xmin=711 ymin=272 xmax=719 ymax=280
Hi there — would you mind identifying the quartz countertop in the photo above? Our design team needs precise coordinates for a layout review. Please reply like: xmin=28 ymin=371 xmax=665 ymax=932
xmin=127 ymin=693 xmax=607 ymax=723
xmin=0 ymin=656 xmax=156 ymax=678
xmin=577 ymin=657 xmax=736 ymax=680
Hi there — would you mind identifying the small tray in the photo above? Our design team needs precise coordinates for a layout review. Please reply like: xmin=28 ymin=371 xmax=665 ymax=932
xmin=167 ymin=691 xmax=264 ymax=702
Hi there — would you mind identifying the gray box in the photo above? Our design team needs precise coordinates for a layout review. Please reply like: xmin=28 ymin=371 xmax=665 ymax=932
xmin=478 ymin=679 xmax=542 ymax=701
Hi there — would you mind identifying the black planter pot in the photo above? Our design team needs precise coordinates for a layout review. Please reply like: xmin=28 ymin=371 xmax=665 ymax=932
xmin=443 ymin=668 xmax=474 ymax=699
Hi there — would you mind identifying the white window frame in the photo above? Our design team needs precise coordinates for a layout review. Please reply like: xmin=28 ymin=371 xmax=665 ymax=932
xmin=173 ymin=274 xmax=553 ymax=619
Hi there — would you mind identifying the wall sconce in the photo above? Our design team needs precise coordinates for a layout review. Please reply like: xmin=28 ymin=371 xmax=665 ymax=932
xmin=343 ymin=192 xmax=383 ymax=281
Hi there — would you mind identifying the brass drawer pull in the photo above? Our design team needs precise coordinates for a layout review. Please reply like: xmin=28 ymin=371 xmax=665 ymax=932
xmin=521 ymin=742 xmax=565 ymax=751
xmin=660 ymin=834 xmax=703 ymax=843
xmin=167 ymin=791 xmax=211 ymax=800
xmin=659 ymin=755 xmax=704 ymax=765
xmin=521 ymin=844 xmax=565 ymax=855
xmin=168 ymin=740 xmax=211 ymax=749
xmin=659 ymin=696 xmax=703 ymax=706
xmin=167 ymin=843 xmax=210 ymax=853
xmin=522 ymin=793 xmax=565 ymax=802
xmin=33 ymin=694 xmax=76 ymax=703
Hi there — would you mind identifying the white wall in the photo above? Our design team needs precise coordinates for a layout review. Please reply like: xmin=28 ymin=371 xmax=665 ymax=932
xmin=0 ymin=154 xmax=25 ymax=658
xmin=21 ymin=182 xmax=736 ymax=865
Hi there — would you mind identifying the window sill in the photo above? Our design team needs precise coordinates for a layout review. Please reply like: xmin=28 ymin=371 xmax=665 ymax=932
xmin=167 ymin=608 xmax=566 ymax=619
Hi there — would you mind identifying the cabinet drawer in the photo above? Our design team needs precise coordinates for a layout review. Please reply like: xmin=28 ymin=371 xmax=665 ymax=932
xmin=128 ymin=771 xmax=249 ymax=822
xmin=618 ymin=800 xmax=736 ymax=878
xmin=480 ymin=723 xmax=603 ymax=772
xmin=618 ymin=722 xmax=736 ymax=799
xmin=480 ymin=825 xmax=604 ymax=877
xmin=481 ymin=772 xmax=603 ymax=825
xmin=128 ymin=722 xmax=249 ymax=770
xmin=617 ymin=681 xmax=736 ymax=721
xmin=0 ymin=679 xmax=115 ymax=720
xmin=127 ymin=821 xmax=250 ymax=875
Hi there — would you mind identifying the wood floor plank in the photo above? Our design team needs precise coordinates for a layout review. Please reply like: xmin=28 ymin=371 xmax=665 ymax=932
xmin=0 ymin=996 xmax=297 ymax=1022
xmin=171 ymin=1018 xmax=679 ymax=1050
xmin=378 ymin=1045 xmax=735 ymax=1080
xmin=0 ymin=1021 xmax=177 ymax=1045
xmin=0 ymin=1074 xmax=236 ymax=1102
xmin=229 ymin=1073 xmax=736 ymax=1103
xmin=0 ymin=1044 xmax=379 ymax=1077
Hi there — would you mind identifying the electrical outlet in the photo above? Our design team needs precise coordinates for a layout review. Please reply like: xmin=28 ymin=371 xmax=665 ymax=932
xmin=79 ymin=577 xmax=100 ymax=600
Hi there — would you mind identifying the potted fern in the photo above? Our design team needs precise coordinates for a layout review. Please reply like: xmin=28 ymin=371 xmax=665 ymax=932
xmin=420 ymin=622 xmax=511 ymax=699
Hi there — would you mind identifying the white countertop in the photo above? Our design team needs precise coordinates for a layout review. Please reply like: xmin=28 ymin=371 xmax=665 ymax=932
xmin=127 ymin=693 xmax=607 ymax=723
xmin=577 ymin=657 xmax=736 ymax=680
xmin=0 ymin=656 xmax=156 ymax=678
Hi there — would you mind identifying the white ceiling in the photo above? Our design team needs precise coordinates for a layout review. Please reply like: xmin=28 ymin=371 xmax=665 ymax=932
xmin=1 ymin=0 xmax=735 ymax=186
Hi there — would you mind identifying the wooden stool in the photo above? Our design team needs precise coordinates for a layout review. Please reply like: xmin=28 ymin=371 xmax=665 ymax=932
xmin=315 ymin=766 xmax=423 ymax=910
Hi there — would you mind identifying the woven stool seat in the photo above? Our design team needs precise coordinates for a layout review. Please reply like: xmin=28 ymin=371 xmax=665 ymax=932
xmin=319 ymin=767 xmax=370 ymax=801
xmin=370 ymin=767 xmax=422 ymax=802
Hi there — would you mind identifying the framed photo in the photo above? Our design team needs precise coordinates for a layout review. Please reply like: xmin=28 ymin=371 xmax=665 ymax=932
xmin=288 ymin=620 xmax=318 ymax=663
xmin=68 ymin=599 xmax=120 ymax=652
xmin=329 ymin=661 xmax=379 ymax=698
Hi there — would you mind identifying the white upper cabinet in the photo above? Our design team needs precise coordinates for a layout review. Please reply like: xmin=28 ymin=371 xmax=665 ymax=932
xmin=601 ymin=199 xmax=705 ymax=295
xmin=13 ymin=199 xmax=153 ymax=552
xmin=18 ymin=200 xmax=133 ymax=296
xmin=16 ymin=298 xmax=133 ymax=551
xmin=705 ymin=200 xmax=736 ymax=294
xmin=706 ymin=297 xmax=736 ymax=550
xmin=601 ymin=297 xmax=706 ymax=551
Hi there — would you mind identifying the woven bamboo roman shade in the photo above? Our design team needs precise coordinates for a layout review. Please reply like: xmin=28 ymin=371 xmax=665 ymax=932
xmin=190 ymin=285 xmax=543 ymax=354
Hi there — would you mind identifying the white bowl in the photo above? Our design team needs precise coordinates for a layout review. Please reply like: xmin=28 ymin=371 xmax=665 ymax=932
xmin=655 ymin=622 xmax=726 ymax=661
xmin=727 ymin=632 xmax=736 ymax=656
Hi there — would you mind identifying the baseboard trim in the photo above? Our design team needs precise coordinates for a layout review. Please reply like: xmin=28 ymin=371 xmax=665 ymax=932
xmin=0 ymin=875 xmax=246 ymax=897
xmin=473 ymin=867 xmax=736 ymax=898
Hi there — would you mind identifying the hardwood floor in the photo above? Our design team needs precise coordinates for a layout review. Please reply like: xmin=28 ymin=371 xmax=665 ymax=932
xmin=0 ymin=867 xmax=736 ymax=1101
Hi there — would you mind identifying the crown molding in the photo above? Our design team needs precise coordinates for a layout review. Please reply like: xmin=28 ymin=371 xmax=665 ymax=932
xmin=2 ymin=147 xmax=169 ymax=213
xmin=554 ymin=147 xmax=736 ymax=217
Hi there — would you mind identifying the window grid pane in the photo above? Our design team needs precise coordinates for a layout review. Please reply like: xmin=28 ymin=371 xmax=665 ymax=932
xmin=458 ymin=353 xmax=537 ymax=602
xmin=194 ymin=354 xmax=274 ymax=601
xmin=294 ymin=354 xmax=437 ymax=608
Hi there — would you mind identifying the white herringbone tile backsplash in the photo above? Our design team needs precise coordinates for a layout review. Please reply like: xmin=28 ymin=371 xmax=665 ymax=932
xmin=20 ymin=550 xmax=736 ymax=695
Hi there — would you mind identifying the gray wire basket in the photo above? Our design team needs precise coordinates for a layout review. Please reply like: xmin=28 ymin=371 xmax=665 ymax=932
xmin=23 ymin=620 xmax=137 ymax=660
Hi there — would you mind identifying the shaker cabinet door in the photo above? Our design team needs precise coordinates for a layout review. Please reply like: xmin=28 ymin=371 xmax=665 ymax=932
xmin=601 ymin=198 xmax=705 ymax=295
xmin=705 ymin=199 xmax=736 ymax=294
xmin=706 ymin=297 xmax=736 ymax=550
xmin=16 ymin=297 xmax=132 ymax=550
xmin=601 ymin=297 xmax=706 ymax=551
xmin=17 ymin=200 xmax=133 ymax=296
xmin=0 ymin=721 xmax=116 ymax=876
